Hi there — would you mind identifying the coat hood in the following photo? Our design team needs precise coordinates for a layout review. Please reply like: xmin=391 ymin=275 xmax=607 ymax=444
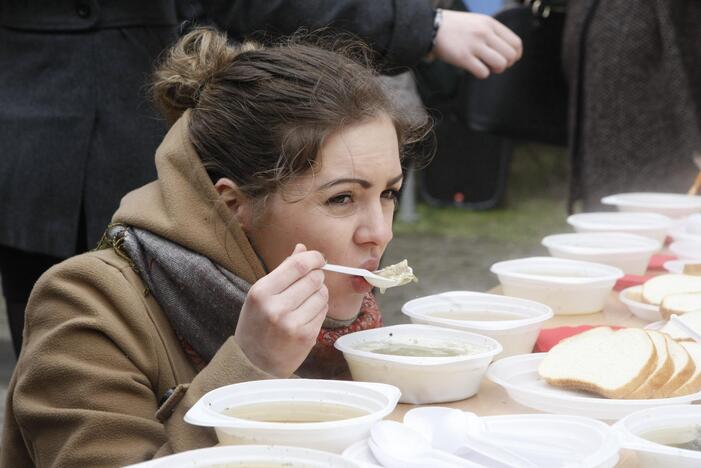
xmin=112 ymin=111 xmax=266 ymax=285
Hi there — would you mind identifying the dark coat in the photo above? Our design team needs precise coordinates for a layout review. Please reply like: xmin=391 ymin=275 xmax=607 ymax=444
xmin=0 ymin=0 xmax=434 ymax=258
xmin=563 ymin=0 xmax=701 ymax=209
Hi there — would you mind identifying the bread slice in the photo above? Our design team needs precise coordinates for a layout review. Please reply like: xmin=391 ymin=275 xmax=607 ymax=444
xmin=539 ymin=327 xmax=656 ymax=399
xmin=642 ymin=274 xmax=701 ymax=305
xmin=659 ymin=310 xmax=701 ymax=341
xmin=683 ymin=263 xmax=701 ymax=275
xmin=627 ymin=330 xmax=674 ymax=398
xmin=652 ymin=336 xmax=695 ymax=397
xmin=671 ymin=341 xmax=701 ymax=396
xmin=660 ymin=292 xmax=701 ymax=319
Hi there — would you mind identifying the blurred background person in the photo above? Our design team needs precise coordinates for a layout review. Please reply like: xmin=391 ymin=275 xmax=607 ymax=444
xmin=0 ymin=0 xmax=521 ymax=357
xmin=563 ymin=0 xmax=701 ymax=210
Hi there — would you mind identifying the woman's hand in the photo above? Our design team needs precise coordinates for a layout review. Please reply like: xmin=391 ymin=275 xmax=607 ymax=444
xmin=433 ymin=10 xmax=523 ymax=79
xmin=234 ymin=243 xmax=328 ymax=377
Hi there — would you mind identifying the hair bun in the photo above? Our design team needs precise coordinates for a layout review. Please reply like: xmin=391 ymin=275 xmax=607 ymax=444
xmin=152 ymin=27 xmax=259 ymax=124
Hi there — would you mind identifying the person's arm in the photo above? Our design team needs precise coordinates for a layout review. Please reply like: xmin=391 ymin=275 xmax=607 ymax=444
xmin=10 ymin=254 xmax=273 ymax=466
xmin=199 ymin=0 xmax=435 ymax=70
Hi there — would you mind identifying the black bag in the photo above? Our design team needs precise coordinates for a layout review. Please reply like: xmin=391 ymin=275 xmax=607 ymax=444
xmin=466 ymin=0 xmax=568 ymax=146
xmin=414 ymin=60 xmax=513 ymax=210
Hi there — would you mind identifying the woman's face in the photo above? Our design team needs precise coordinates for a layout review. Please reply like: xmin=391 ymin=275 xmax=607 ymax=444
xmin=246 ymin=113 xmax=402 ymax=320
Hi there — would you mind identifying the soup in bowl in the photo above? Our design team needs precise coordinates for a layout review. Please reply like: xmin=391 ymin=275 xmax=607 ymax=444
xmin=334 ymin=324 xmax=502 ymax=404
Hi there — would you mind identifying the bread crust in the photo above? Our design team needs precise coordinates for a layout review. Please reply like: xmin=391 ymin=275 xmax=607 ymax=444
xmin=653 ymin=339 xmax=695 ymax=398
xmin=627 ymin=331 xmax=674 ymax=399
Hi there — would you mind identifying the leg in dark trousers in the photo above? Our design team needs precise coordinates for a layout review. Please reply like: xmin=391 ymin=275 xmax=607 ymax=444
xmin=0 ymin=247 xmax=64 ymax=356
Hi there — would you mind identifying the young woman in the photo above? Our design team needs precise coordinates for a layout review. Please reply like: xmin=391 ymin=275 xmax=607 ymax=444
xmin=0 ymin=28 xmax=428 ymax=467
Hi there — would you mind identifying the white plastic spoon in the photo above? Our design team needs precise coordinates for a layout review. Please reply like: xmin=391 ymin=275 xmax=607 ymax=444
xmin=369 ymin=420 xmax=483 ymax=468
xmin=321 ymin=263 xmax=400 ymax=289
xmin=404 ymin=407 xmax=574 ymax=468
xmin=670 ymin=314 xmax=701 ymax=343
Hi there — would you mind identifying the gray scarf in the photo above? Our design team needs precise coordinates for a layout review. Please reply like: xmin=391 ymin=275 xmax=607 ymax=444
xmin=104 ymin=224 xmax=250 ymax=363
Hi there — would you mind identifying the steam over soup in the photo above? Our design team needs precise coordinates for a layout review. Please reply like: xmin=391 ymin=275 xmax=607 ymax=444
xmin=354 ymin=339 xmax=485 ymax=357
xmin=223 ymin=401 xmax=368 ymax=423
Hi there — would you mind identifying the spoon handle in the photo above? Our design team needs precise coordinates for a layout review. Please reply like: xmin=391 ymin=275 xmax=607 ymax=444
xmin=321 ymin=263 xmax=367 ymax=276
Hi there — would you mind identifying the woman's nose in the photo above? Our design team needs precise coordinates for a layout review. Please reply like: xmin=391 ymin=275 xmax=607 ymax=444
xmin=355 ymin=203 xmax=393 ymax=247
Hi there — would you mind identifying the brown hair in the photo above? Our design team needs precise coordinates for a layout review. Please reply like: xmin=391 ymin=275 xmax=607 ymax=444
xmin=152 ymin=27 xmax=429 ymax=201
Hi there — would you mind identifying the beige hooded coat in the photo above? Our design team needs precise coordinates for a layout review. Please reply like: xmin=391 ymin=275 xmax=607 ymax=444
xmin=1 ymin=112 xmax=276 ymax=467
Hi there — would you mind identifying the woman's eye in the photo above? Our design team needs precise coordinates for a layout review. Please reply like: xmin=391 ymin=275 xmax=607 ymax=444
xmin=382 ymin=189 xmax=400 ymax=203
xmin=327 ymin=194 xmax=352 ymax=205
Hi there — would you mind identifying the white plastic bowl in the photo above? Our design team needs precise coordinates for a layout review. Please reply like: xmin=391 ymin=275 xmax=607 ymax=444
xmin=401 ymin=291 xmax=553 ymax=359
xmin=567 ymin=211 xmax=672 ymax=244
xmin=619 ymin=285 xmax=662 ymax=322
xmin=601 ymin=192 xmax=701 ymax=218
xmin=542 ymin=232 xmax=660 ymax=275
xmin=334 ymin=324 xmax=502 ymax=404
xmin=490 ymin=257 xmax=624 ymax=315
xmin=670 ymin=239 xmax=701 ymax=260
xmin=184 ymin=379 xmax=400 ymax=453
xmin=125 ymin=445 xmax=366 ymax=468
xmin=613 ymin=405 xmax=701 ymax=468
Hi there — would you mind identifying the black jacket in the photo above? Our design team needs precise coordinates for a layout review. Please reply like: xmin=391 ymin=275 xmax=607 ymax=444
xmin=0 ymin=0 xmax=434 ymax=257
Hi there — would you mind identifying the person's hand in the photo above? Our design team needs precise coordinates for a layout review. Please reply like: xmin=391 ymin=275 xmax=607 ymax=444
xmin=432 ymin=10 xmax=523 ymax=79
xmin=234 ymin=243 xmax=328 ymax=377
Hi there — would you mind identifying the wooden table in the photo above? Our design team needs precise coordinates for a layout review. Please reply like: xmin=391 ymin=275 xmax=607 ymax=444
xmin=388 ymin=290 xmax=649 ymax=466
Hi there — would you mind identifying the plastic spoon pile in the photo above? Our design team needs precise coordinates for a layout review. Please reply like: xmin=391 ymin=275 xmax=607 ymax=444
xmin=369 ymin=420 xmax=482 ymax=468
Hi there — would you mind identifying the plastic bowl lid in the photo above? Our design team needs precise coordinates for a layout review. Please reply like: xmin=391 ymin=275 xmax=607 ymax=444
xmin=401 ymin=291 xmax=553 ymax=331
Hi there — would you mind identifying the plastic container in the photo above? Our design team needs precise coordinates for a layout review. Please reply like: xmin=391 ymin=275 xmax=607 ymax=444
xmin=670 ymin=216 xmax=701 ymax=243
xmin=401 ymin=291 xmax=553 ymax=359
xmin=601 ymin=192 xmax=701 ymax=218
xmin=613 ymin=405 xmax=701 ymax=468
xmin=334 ymin=324 xmax=502 ymax=404
xmin=490 ymin=257 xmax=624 ymax=315
xmin=183 ymin=379 xmax=400 ymax=453
xmin=343 ymin=413 xmax=619 ymax=468
xmin=487 ymin=353 xmax=701 ymax=420
xmin=618 ymin=286 xmax=662 ymax=322
xmin=125 ymin=445 xmax=365 ymax=468
xmin=567 ymin=211 xmax=672 ymax=244
xmin=669 ymin=239 xmax=701 ymax=260
xmin=542 ymin=232 xmax=660 ymax=275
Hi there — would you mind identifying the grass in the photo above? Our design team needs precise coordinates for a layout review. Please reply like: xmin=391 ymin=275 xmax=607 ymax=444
xmin=393 ymin=143 xmax=571 ymax=241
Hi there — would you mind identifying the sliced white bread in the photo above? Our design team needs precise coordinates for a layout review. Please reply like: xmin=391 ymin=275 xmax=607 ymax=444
xmin=671 ymin=341 xmax=701 ymax=397
xmin=659 ymin=310 xmax=701 ymax=341
xmin=660 ymin=292 xmax=701 ymax=319
xmin=683 ymin=263 xmax=701 ymax=275
xmin=642 ymin=274 xmax=701 ymax=305
xmin=627 ymin=330 xmax=673 ymax=399
xmin=652 ymin=336 xmax=695 ymax=397
xmin=539 ymin=327 xmax=656 ymax=399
